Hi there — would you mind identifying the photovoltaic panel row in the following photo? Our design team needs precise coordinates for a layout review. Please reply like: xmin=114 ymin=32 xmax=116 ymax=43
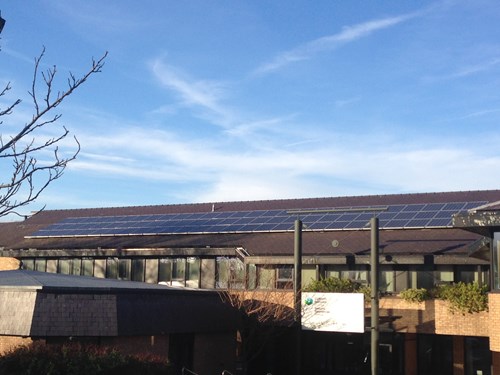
xmin=28 ymin=201 xmax=487 ymax=238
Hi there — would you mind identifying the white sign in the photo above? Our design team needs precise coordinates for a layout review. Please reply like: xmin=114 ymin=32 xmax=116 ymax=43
xmin=301 ymin=292 xmax=364 ymax=333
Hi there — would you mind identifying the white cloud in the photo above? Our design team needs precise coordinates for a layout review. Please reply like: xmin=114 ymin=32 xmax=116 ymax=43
xmin=60 ymin=117 xmax=500 ymax=206
xmin=254 ymin=12 xmax=420 ymax=75
xmin=150 ymin=58 xmax=234 ymax=128
xmin=150 ymin=58 xmax=300 ymax=143
xmin=452 ymin=57 xmax=500 ymax=78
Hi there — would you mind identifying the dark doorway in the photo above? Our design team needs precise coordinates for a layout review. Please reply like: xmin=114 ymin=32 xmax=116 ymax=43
xmin=417 ymin=334 xmax=453 ymax=375
xmin=301 ymin=331 xmax=404 ymax=375
xmin=168 ymin=333 xmax=194 ymax=373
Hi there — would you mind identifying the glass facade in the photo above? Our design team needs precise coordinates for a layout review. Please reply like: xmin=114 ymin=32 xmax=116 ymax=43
xmin=494 ymin=232 xmax=500 ymax=290
xmin=19 ymin=256 xmax=487 ymax=293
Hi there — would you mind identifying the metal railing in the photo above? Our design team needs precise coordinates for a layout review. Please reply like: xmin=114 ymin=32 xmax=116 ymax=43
xmin=183 ymin=366 xmax=269 ymax=375
xmin=181 ymin=367 xmax=199 ymax=375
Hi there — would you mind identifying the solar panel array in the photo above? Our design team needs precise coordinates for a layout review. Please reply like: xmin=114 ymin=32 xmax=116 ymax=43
xmin=27 ymin=201 xmax=487 ymax=238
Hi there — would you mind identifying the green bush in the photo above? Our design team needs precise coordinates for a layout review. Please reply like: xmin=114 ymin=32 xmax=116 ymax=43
xmin=303 ymin=277 xmax=371 ymax=301
xmin=0 ymin=342 xmax=172 ymax=375
xmin=434 ymin=282 xmax=488 ymax=314
xmin=399 ymin=288 xmax=430 ymax=303
xmin=304 ymin=277 xmax=362 ymax=293
xmin=399 ymin=282 xmax=488 ymax=314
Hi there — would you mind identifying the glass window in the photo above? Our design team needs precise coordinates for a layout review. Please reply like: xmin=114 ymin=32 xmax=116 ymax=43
xmin=34 ymin=259 xmax=46 ymax=272
xmin=323 ymin=265 xmax=368 ymax=284
xmin=276 ymin=265 xmax=293 ymax=289
xmin=118 ymin=259 xmax=131 ymax=280
xmin=411 ymin=266 xmax=434 ymax=289
xmin=186 ymin=257 xmax=200 ymax=288
xmin=71 ymin=259 xmax=82 ymax=275
xmin=58 ymin=259 xmax=71 ymax=274
xmin=131 ymin=259 xmax=145 ymax=282
xmin=231 ymin=259 xmax=246 ymax=289
xmin=82 ymin=259 xmax=94 ymax=276
xmin=302 ymin=265 xmax=317 ymax=289
xmin=216 ymin=257 xmax=245 ymax=289
xmin=380 ymin=267 xmax=409 ymax=293
xmin=394 ymin=269 xmax=409 ymax=292
xmin=340 ymin=268 xmax=368 ymax=284
xmin=247 ymin=264 xmax=257 ymax=290
xmin=158 ymin=258 xmax=172 ymax=284
xmin=380 ymin=270 xmax=395 ymax=293
xmin=456 ymin=265 xmax=481 ymax=284
xmin=435 ymin=266 xmax=454 ymax=285
xmin=494 ymin=232 xmax=500 ymax=290
xmin=172 ymin=258 xmax=186 ymax=287
xmin=324 ymin=265 xmax=342 ymax=279
xmin=106 ymin=258 xmax=118 ymax=279
xmin=257 ymin=265 xmax=275 ymax=289
xmin=216 ymin=257 xmax=230 ymax=288
xmin=22 ymin=259 xmax=35 ymax=271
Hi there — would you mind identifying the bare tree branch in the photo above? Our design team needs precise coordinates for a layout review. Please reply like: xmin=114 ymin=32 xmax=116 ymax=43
xmin=220 ymin=286 xmax=296 ymax=367
xmin=0 ymin=47 xmax=107 ymax=218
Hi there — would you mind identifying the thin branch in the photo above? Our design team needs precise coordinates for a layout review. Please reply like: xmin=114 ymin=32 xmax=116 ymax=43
xmin=0 ymin=48 xmax=107 ymax=218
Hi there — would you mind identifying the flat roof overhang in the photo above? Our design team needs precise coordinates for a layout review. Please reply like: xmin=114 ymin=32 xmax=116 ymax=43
xmin=0 ymin=247 xmax=238 ymax=258
xmin=452 ymin=210 xmax=500 ymax=260
xmin=453 ymin=210 xmax=500 ymax=236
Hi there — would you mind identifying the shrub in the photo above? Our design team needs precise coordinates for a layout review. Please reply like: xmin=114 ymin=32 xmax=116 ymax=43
xmin=434 ymin=282 xmax=488 ymax=314
xmin=303 ymin=277 xmax=362 ymax=293
xmin=0 ymin=342 xmax=172 ymax=375
xmin=399 ymin=288 xmax=430 ymax=303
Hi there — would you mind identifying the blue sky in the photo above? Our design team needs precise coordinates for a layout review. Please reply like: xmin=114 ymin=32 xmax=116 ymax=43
xmin=1 ymin=0 xmax=500 ymax=215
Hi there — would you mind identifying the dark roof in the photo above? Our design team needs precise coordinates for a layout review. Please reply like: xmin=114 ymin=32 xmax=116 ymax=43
xmin=22 ymin=189 xmax=500 ymax=224
xmin=0 ymin=190 xmax=498 ymax=257
xmin=0 ymin=270 xmax=238 ymax=336
xmin=0 ymin=269 xmax=206 ymax=293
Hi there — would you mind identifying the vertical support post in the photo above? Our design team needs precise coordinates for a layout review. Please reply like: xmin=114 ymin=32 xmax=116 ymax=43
xmin=371 ymin=217 xmax=379 ymax=375
xmin=294 ymin=219 xmax=302 ymax=375
xmin=294 ymin=219 xmax=303 ymax=322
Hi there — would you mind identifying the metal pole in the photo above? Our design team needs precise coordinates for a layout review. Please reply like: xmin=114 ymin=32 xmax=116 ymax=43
xmin=370 ymin=217 xmax=379 ymax=375
xmin=294 ymin=219 xmax=302 ymax=375
xmin=294 ymin=219 xmax=303 ymax=322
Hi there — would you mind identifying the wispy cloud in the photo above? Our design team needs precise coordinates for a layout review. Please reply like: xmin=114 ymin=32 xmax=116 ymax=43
xmin=43 ymin=0 xmax=143 ymax=35
xmin=151 ymin=58 xmax=234 ymax=128
xmin=59 ymin=115 xmax=500 ymax=206
xmin=224 ymin=114 xmax=297 ymax=137
xmin=150 ymin=57 xmax=299 ymax=139
xmin=334 ymin=97 xmax=361 ymax=108
xmin=451 ymin=57 xmax=500 ymax=78
xmin=254 ymin=12 xmax=420 ymax=75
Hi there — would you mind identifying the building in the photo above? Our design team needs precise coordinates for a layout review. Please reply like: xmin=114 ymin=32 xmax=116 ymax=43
xmin=0 ymin=269 xmax=238 ymax=374
xmin=1 ymin=189 xmax=500 ymax=374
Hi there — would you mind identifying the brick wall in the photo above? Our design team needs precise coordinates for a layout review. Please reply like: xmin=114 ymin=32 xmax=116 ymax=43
xmin=252 ymin=291 xmax=491 ymax=337
xmin=489 ymin=293 xmax=500 ymax=351
xmin=101 ymin=335 xmax=169 ymax=357
xmin=379 ymin=297 xmax=489 ymax=336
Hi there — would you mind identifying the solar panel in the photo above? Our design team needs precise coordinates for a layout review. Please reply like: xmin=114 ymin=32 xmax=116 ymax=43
xmin=27 ymin=200 xmax=489 ymax=238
